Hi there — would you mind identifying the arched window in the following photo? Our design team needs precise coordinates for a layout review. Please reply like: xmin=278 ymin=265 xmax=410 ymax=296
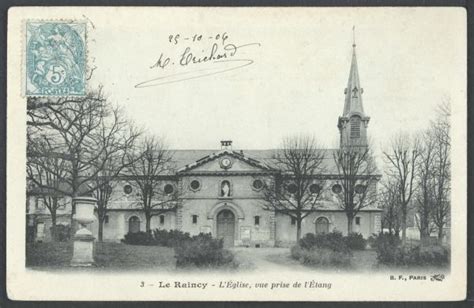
xmin=128 ymin=216 xmax=140 ymax=233
xmin=315 ymin=217 xmax=330 ymax=234
xmin=350 ymin=116 xmax=361 ymax=139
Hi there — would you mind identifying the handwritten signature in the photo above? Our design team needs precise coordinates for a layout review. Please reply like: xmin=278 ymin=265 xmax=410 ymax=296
xmin=135 ymin=41 xmax=261 ymax=88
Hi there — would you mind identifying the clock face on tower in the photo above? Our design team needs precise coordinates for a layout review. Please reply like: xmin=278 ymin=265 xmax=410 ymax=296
xmin=220 ymin=157 xmax=232 ymax=169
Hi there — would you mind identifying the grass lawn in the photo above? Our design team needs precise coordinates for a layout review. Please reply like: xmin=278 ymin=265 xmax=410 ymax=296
xmin=351 ymin=249 xmax=378 ymax=270
xmin=26 ymin=241 xmax=176 ymax=270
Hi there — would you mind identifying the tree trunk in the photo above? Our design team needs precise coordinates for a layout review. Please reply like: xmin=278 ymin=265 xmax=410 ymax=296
xmin=70 ymin=193 xmax=78 ymax=235
xmin=296 ymin=219 xmax=302 ymax=242
xmin=51 ymin=212 xmax=57 ymax=241
xmin=146 ymin=215 xmax=151 ymax=233
xmin=420 ymin=216 xmax=430 ymax=245
xmin=438 ymin=225 xmax=444 ymax=244
xmin=98 ymin=218 xmax=104 ymax=242
xmin=347 ymin=215 xmax=353 ymax=234
xmin=401 ymin=206 xmax=407 ymax=245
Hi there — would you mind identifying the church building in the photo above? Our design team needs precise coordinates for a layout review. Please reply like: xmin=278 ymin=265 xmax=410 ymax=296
xmin=26 ymin=42 xmax=382 ymax=247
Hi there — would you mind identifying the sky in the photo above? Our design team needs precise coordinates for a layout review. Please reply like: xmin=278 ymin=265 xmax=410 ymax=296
xmin=87 ymin=7 xmax=466 ymax=156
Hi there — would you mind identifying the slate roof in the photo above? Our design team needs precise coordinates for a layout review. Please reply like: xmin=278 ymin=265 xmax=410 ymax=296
xmin=27 ymin=179 xmax=92 ymax=196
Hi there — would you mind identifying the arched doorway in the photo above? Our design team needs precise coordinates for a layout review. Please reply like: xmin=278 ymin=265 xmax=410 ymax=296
xmin=217 ymin=209 xmax=235 ymax=247
xmin=315 ymin=217 xmax=329 ymax=234
xmin=128 ymin=216 xmax=141 ymax=233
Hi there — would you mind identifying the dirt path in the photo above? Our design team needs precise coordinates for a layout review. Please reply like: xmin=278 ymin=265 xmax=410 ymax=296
xmin=231 ymin=247 xmax=309 ymax=272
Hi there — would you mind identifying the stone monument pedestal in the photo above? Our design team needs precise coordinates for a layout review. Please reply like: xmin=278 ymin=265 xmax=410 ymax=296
xmin=70 ymin=197 xmax=97 ymax=267
xmin=70 ymin=228 xmax=95 ymax=267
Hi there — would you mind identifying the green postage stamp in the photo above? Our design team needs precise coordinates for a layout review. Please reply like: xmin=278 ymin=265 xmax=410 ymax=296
xmin=25 ymin=21 xmax=86 ymax=96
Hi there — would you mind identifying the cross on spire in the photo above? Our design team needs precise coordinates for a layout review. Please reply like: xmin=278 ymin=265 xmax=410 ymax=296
xmin=342 ymin=28 xmax=365 ymax=116
xmin=352 ymin=25 xmax=356 ymax=47
xmin=352 ymin=86 xmax=358 ymax=98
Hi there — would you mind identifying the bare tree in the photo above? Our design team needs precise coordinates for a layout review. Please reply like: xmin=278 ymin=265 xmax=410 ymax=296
xmin=27 ymin=135 xmax=70 ymax=240
xmin=260 ymin=135 xmax=327 ymax=242
xmin=380 ymin=178 xmax=402 ymax=236
xmin=126 ymin=137 xmax=181 ymax=233
xmin=27 ymin=88 xmax=141 ymax=229
xmin=415 ymin=129 xmax=437 ymax=243
xmin=90 ymin=109 xmax=141 ymax=241
xmin=431 ymin=101 xmax=451 ymax=242
xmin=333 ymin=145 xmax=379 ymax=234
xmin=383 ymin=133 xmax=420 ymax=245
xmin=91 ymin=175 xmax=114 ymax=242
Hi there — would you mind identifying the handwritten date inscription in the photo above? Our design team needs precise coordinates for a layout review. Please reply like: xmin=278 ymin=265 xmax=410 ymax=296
xmin=135 ymin=32 xmax=260 ymax=88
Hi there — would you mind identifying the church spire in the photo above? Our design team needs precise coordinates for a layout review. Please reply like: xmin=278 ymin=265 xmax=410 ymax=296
xmin=338 ymin=28 xmax=370 ymax=149
xmin=343 ymin=27 xmax=364 ymax=117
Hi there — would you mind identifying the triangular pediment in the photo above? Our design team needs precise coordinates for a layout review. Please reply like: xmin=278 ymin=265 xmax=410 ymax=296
xmin=177 ymin=150 xmax=275 ymax=174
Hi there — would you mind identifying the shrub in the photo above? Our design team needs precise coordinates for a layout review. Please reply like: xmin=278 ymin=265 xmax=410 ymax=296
xmin=50 ymin=224 xmax=71 ymax=242
xmin=406 ymin=244 xmax=450 ymax=266
xmin=152 ymin=229 xmax=191 ymax=247
xmin=345 ymin=233 xmax=366 ymax=250
xmin=299 ymin=231 xmax=350 ymax=253
xmin=291 ymin=245 xmax=304 ymax=260
xmin=372 ymin=233 xmax=449 ymax=266
xmin=174 ymin=233 xmax=235 ymax=267
xmin=122 ymin=231 xmax=154 ymax=245
xmin=298 ymin=233 xmax=318 ymax=250
xmin=372 ymin=233 xmax=402 ymax=264
xmin=367 ymin=234 xmax=378 ymax=249
xmin=291 ymin=245 xmax=351 ymax=267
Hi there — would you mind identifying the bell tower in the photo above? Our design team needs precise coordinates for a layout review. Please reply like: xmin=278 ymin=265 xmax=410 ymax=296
xmin=338 ymin=29 xmax=370 ymax=149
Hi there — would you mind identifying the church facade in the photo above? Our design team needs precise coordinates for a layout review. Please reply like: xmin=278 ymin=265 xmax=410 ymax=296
xmin=26 ymin=43 xmax=382 ymax=247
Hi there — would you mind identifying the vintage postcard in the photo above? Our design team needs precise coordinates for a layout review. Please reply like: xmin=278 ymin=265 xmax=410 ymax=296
xmin=6 ymin=7 xmax=466 ymax=301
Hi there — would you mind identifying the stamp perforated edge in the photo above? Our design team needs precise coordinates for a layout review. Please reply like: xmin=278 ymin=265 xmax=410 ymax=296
xmin=21 ymin=19 xmax=90 ymax=98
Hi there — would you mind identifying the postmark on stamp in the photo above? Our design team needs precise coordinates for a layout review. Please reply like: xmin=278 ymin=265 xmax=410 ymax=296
xmin=25 ymin=21 xmax=86 ymax=96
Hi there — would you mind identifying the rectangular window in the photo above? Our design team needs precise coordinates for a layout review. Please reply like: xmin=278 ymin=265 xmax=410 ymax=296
xmin=355 ymin=217 xmax=361 ymax=225
xmin=160 ymin=215 xmax=165 ymax=224
xmin=350 ymin=116 xmax=361 ymax=139
xmin=104 ymin=215 xmax=109 ymax=224
xmin=291 ymin=217 xmax=296 ymax=225
xmin=254 ymin=216 xmax=260 ymax=226
xmin=192 ymin=215 xmax=198 ymax=224
xmin=36 ymin=197 xmax=45 ymax=209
